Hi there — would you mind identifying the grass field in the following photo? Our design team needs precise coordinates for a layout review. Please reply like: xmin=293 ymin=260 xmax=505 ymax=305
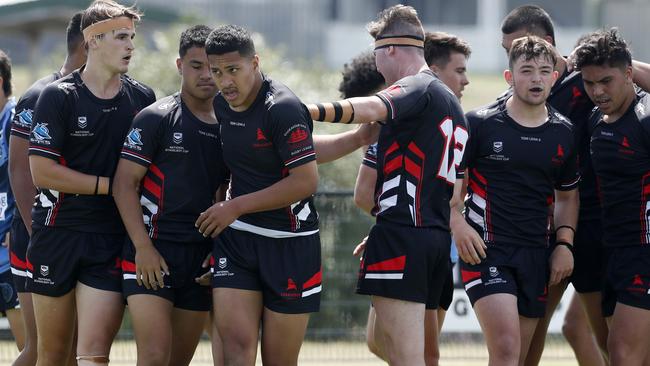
xmin=0 ymin=339 xmax=580 ymax=365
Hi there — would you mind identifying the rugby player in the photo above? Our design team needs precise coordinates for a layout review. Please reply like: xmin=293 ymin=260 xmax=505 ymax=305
xmin=452 ymin=36 xmax=579 ymax=366
xmin=27 ymin=1 xmax=155 ymax=364
xmin=113 ymin=25 xmax=226 ymax=366
xmin=9 ymin=12 xmax=86 ymax=366
xmin=309 ymin=5 xmax=467 ymax=365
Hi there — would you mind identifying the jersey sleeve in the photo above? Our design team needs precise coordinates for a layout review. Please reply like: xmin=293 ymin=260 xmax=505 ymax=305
xmin=459 ymin=112 xmax=480 ymax=176
xmin=555 ymin=140 xmax=581 ymax=191
xmin=28 ymin=85 xmax=67 ymax=161
xmin=362 ymin=143 xmax=378 ymax=170
xmin=376 ymin=77 xmax=427 ymax=125
xmin=11 ymin=92 xmax=38 ymax=140
xmin=452 ymin=103 xmax=469 ymax=180
xmin=267 ymin=102 xmax=316 ymax=170
xmin=120 ymin=107 xmax=163 ymax=167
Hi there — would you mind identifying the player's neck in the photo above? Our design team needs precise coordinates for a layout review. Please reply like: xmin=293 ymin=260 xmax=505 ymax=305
xmin=81 ymin=58 xmax=122 ymax=100
xmin=506 ymin=95 xmax=548 ymax=128
xmin=388 ymin=56 xmax=428 ymax=85
xmin=180 ymin=90 xmax=216 ymax=124
xmin=59 ymin=54 xmax=86 ymax=77
xmin=603 ymin=86 xmax=636 ymax=123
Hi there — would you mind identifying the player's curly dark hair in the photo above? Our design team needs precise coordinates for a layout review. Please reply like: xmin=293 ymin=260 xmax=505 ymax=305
xmin=424 ymin=32 xmax=471 ymax=69
xmin=205 ymin=25 xmax=255 ymax=57
xmin=66 ymin=12 xmax=84 ymax=55
xmin=179 ymin=25 xmax=212 ymax=57
xmin=574 ymin=28 xmax=631 ymax=70
xmin=338 ymin=51 xmax=385 ymax=99
xmin=0 ymin=50 xmax=11 ymax=96
xmin=508 ymin=35 xmax=557 ymax=69
xmin=501 ymin=5 xmax=555 ymax=46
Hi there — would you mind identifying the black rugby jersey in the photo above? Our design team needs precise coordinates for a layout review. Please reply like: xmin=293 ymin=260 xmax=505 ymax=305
xmin=589 ymin=91 xmax=650 ymax=248
xmin=548 ymin=70 xmax=599 ymax=221
xmin=11 ymin=72 xmax=62 ymax=223
xmin=215 ymin=76 xmax=318 ymax=238
xmin=121 ymin=93 xmax=229 ymax=242
xmin=28 ymin=70 xmax=155 ymax=233
xmin=372 ymin=69 xmax=468 ymax=230
xmin=463 ymin=98 xmax=580 ymax=247
xmin=12 ymin=72 xmax=62 ymax=140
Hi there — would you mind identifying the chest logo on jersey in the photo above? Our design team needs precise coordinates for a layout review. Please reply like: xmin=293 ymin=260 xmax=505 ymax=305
xmin=173 ymin=132 xmax=183 ymax=144
xmin=230 ymin=121 xmax=245 ymax=127
xmin=493 ymin=141 xmax=503 ymax=153
xmin=71 ymin=116 xmax=95 ymax=137
xmin=619 ymin=135 xmax=635 ymax=155
xmin=253 ymin=128 xmax=272 ymax=148
xmin=165 ymin=132 xmax=189 ymax=154
xmin=77 ymin=116 xmax=87 ymax=128
xmin=551 ymin=144 xmax=565 ymax=165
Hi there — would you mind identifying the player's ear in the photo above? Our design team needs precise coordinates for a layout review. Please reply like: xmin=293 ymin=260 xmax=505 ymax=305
xmin=429 ymin=64 xmax=441 ymax=74
xmin=504 ymin=69 xmax=514 ymax=86
xmin=176 ymin=57 xmax=182 ymax=75
xmin=624 ymin=65 xmax=633 ymax=84
xmin=552 ymin=70 xmax=559 ymax=83
xmin=252 ymin=54 xmax=260 ymax=71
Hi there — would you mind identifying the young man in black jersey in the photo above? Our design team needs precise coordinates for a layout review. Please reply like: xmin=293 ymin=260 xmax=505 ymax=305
xmin=575 ymin=28 xmax=650 ymax=366
xmin=113 ymin=25 xmax=225 ymax=366
xmin=352 ymin=31 xmax=471 ymax=366
xmin=27 ymin=1 xmax=155 ymax=365
xmin=452 ymin=36 xmax=579 ymax=366
xmin=500 ymin=6 xmax=609 ymax=365
xmin=9 ymin=12 xmax=86 ymax=366
xmin=308 ymin=5 xmax=467 ymax=365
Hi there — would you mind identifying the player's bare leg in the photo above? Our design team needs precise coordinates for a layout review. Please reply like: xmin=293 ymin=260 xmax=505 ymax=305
xmin=524 ymin=280 xmax=568 ymax=365
xmin=127 ymin=294 xmax=173 ymax=365
xmin=563 ymin=294 xmax=607 ymax=366
xmin=436 ymin=308 xmax=447 ymax=331
xmin=213 ymin=288 xmax=262 ymax=366
xmin=366 ymin=306 xmax=388 ymax=361
xmin=75 ymin=283 xmax=124 ymax=366
xmin=473 ymin=293 xmax=522 ymax=366
xmin=12 ymin=292 xmax=37 ymax=366
xmin=170 ymin=308 xmax=208 ymax=366
xmin=32 ymin=290 xmax=75 ymax=366
xmin=205 ymin=310 xmax=224 ymax=366
xmin=519 ymin=315 xmax=541 ymax=366
xmin=372 ymin=295 xmax=426 ymax=366
xmin=424 ymin=309 xmax=441 ymax=366
xmin=577 ymin=291 xmax=609 ymax=358
xmin=608 ymin=303 xmax=650 ymax=365
xmin=6 ymin=307 xmax=25 ymax=351
xmin=260 ymin=308 xmax=310 ymax=366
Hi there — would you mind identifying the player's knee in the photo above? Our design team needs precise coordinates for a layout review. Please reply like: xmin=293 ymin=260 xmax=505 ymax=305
xmin=221 ymin=330 xmax=258 ymax=357
xmin=137 ymin=348 xmax=170 ymax=366
xmin=490 ymin=333 xmax=519 ymax=362
xmin=561 ymin=317 xmax=581 ymax=343
xmin=424 ymin=349 xmax=440 ymax=366
xmin=76 ymin=354 xmax=110 ymax=366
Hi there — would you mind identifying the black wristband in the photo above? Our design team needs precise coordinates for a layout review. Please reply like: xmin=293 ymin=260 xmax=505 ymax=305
xmin=93 ymin=176 xmax=99 ymax=195
xmin=347 ymin=100 xmax=355 ymax=124
xmin=555 ymin=240 xmax=574 ymax=252
xmin=555 ymin=225 xmax=576 ymax=235
xmin=108 ymin=177 xmax=113 ymax=196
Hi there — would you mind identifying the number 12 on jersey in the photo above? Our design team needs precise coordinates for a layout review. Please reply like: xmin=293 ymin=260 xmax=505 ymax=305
xmin=437 ymin=117 xmax=468 ymax=184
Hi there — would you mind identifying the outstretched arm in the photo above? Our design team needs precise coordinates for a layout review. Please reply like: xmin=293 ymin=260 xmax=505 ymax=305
xmin=307 ymin=96 xmax=388 ymax=124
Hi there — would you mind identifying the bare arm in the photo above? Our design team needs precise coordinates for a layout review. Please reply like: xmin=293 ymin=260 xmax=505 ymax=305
xmin=313 ymin=123 xmax=380 ymax=164
xmin=353 ymin=164 xmax=376 ymax=214
xmin=8 ymin=136 xmax=35 ymax=233
xmin=196 ymin=161 xmax=318 ymax=237
xmin=633 ymin=60 xmax=650 ymax=92
xmin=112 ymin=159 xmax=168 ymax=289
xmin=29 ymin=155 xmax=110 ymax=195
xmin=306 ymin=96 xmax=388 ymax=124
xmin=549 ymin=188 xmax=579 ymax=285
xmin=450 ymin=178 xmax=486 ymax=265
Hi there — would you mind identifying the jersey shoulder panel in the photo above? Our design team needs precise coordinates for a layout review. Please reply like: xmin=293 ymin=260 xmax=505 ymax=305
xmin=121 ymin=74 xmax=156 ymax=103
xmin=547 ymin=105 xmax=574 ymax=131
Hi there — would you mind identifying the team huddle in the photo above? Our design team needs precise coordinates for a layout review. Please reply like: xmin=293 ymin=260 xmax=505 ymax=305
xmin=0 ymin=0 xmax=648 ymax=366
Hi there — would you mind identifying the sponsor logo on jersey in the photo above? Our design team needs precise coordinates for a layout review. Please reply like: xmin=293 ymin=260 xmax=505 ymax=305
xmin=173 ymin=132 xmax=183 ymax=144
xmin=127 ymin=128 xmax=143 ymax=146
xmin=40 ymin=265 xmax=49 ymax=277
xmin=230 ymin=121 xmax=245 ymax=127
xmin=636 ymin=102 xmax=646 ymax=117
xmin=158 ymin=101 xmax=175 ymax=110
xmin=17 ymin=109 xmax=33 ymax=127
xmin=489 ymin=266 xmax=499 ymax=277
xmin=57 ymin=82 xmax=75 ymax=92
xmin=493 ymin=141 xmax=503 ymax=153
xmin=551 ymin=144 xmax=565 ymax=165
xmin=218 ymin=258 xmax=227 ymax=269
xmin=32 ymin=123 xmax=52 ymax=141
xmin=253 ymin=128 xmax=273 ymax=148
xmin=77 ymin=116 xmax=87 ymax=129
xmin=265 ymin=92 xmax=275 ymax=107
